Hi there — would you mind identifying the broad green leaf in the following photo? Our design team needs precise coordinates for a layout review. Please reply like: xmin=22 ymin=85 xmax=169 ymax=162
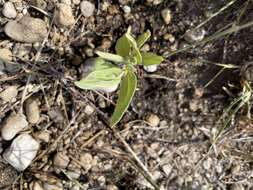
xmin=125 ymin=32 xmax=142 ymax=65
xmin=74 ymin=58 xmax=123 ymax=91
xmin=110 ymin=69 xmax=137 ymax=127
xmin=141 ymin=52 xmax=164 ymax=66
xmin=95 ymin=51 xmax=125 ymax=63
xmin=115 ymin=34 xmax=131 ymax=57
xmin=136 ymin=30 xmax=151 ymax=48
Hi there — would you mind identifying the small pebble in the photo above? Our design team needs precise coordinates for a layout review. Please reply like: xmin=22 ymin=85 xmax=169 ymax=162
xmin=80 ymin=0 xmax=95 ymax=17
xmin=184 ymin=28 xmax=206 ymax=43
xmin=36 ymin=131 xmax=50 ymax=143
xmin=161 ymin=9 xmax=172 ymax=25
xmin=54 ymin=3 xmax=75 ymax=28
xmin=106 ymin=185 xmax=119 ymax=190
xmin=146 ymin=114 xmax=160 ymax=127
xmin=4 ymin=16 xmax=47 ymax=43
xmin=30 ymin=181 xmax=44 ymax=190
xmin=2 ymin=2 xmax=17 ymax=19
xmin=54 ymin=152 xmax=70 ymax=169
xmin=0 ymin=48 xmax=12 ymax=63
xmin=25 ymin=98 xmax=40 ymax=124
xmin=1 ymin=113 xmax=28 ymax=141
xmin=143 ymin=65 xmax=158 ymax=73
xmin=80 ymin=153 xmax=93 ymax=171
xmin=3 ymin=134 xmax=40 ymax=171
xmin=0 ymin=85 xmax=18 ymax=102
xmin=122 ymin=5 xmax=131 ymax=14
xmin=43 ymin=182 xmax=63 ymax=190
xmin=162 ymin=164 xmax=172 ymax=176
xmin=84 ymin=104 xmax=94 ymax=115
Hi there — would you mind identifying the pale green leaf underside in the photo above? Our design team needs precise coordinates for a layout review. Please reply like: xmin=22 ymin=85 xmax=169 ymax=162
xmin=125 ymin=32 xmax=142 ymax=65
xmin=141 ymin=52 xmax=164 ymax=66
xmin=95 ymin=51 xmax=125 ymax=63
xmin=115 ymin=34 xmax=131 ymax=57
xmin=110 ymin=69 xmax=137 ymax=127
xmin=75 ymin=58 xmax=123 ymax=91
xmin=136 ymin=30 xmax=151 ymax=48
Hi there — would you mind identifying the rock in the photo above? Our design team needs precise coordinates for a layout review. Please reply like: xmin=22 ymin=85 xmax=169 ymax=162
xmin=80 ymin=1 xmax=95 ymax=17
xmin=202 ymin=157 xmax=212 ymax=170
xmin=0 ymin=48 xmax=12 ymax=63
xmin=184 ymin=28 xmax=206 ymax=43
xmin=1 ymin=113 xmax=28 ymax=141
xmin=0 ymin=85 xmax=18 ymax=102
xmin=36 ymin=131 xmax=50 ymax=143
xmin=122 ymin=5 xmax=131 ymax=14
xmin=4 ymin=16 xmax=47 ymax=43
xmin=146 ymin=114 xmax=160 ymax=127
xmin=66 ymin=169 xmax=81 ymax=179
xmin=54 ymin=3 xmax=75 ymax=28
xmin=2 ymin=2 xmax=17 ymax=19
xmin=84 ymin=104 xmax=94 ymax=115
xmin=25 ymin=98 xmax=40 ymax=124
xmin=43 ymin=182 xmax=63 ymax=190
xmin=80 ymin=153 xmax=93 ymax=171
xmin=30 ymin=0 xmax=47 ymax=9
xmin=161 ymin=9 xmax=172 ymax=25
xmin=3 ymin=134 xmax=39 ymax=171
xmin=162 ymin=164 xmax=172 ymax=176
xmin=143 ymin=65 xmax=158 ymax=73
xmin=30 ymin=181 xmax=44 ymax=190
xmin=54 ymin=152 xmax=70 ymax=169
xmin=189 ymin=99 xmax=199 ymax=112
xmin=0 ymin=161 xmax=18 ymax=189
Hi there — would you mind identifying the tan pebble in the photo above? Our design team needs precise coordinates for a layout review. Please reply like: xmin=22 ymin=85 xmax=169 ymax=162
xmin=84 ymin=104 xmax=94 ymax=115
xmin=80 ymin=153 xmax=93 ymax=171
xmin=25 ymin=98 xmax=40 ymax=124
xmin=54 ymin=3 xmax=75 ymax=28
xmin=106 ymin=185 xmax=119 ymax=190
xmin=1 ymin=113 xmax=28 ymax=141
xmin=4 ymin=15 xmax=47 ymax=43
xmin=53 ymin=152 xmax=70 ymax=169
xmin=30 ymin=181 xmax=44 ymax=190
xmin=0 ymin=48 xmax=12 ymax=62
xmin=146 ymin=114 xmax=160 ymax=127
xmin=0 ymin=85 xmax=18 ymax=102
xmin=36 ymin=131 xmax=50 ymax=143
xmin=161 ymin=9 xmax=172 ymax=25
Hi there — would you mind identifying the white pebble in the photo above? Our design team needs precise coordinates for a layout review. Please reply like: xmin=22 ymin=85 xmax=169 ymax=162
xmin=143 ymin=65 xmax=158 ymax=73
xmin=161 ymin=9 xmax=172 ymax=25
xmin=184 ymin=28 xmax=206 ymax=43
xmin=80 ymin=0 xmax=95 ymax=17
xmin=146 ymin=114 xmax=160 ymax=127
xmin=3 ymin=134 xmax=39 ymax=171
xmin=1 ymin=113 xmax=28 ymax=141
xmin=0 ymin=85 xmax=18 ymax=102
xmin=2 ymin=2 xmax=17 ymax=19
xmin=122 ymin=5 xmax=131 ymax=14
xmin=54 ymin=152 xmax=70 ymax=169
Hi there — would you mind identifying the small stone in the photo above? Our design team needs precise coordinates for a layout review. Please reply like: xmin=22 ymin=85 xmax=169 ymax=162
xmin=203 ymin=157 xmax=212 ymax=170
xmin=0 ymin=48 xmax=12 ymax=63
xmin=30 ymin=0 xmax=47 ymax=9
xmin=122 ymin=5 xmax=131 ymax=14
xmin=25 ymin=98 xmax=40 ymax=124
xmin=184 ymin=28 xmax=206 ymax=43
xmin=2 ymin=2 xmax=17 ymax=19
xmin=143 ymin=65 xmax=158 ymax=73
xmin=43 ymin=182 xmax=63 ymax=190
xmin=66 ymin=169 xmax=81 ymax=179
xmin=54 ymin=152 xmax=70 ymax=169
xmin=30 ymin=181 xmax=44 ymax=190
xmin=80 ymin=153 xmax=93 ymax=171
xmin=80 ymin=1 xmax=95 ymax=17
xmin=54 ymin=3 xmax=75 ymax=28
xmin=4 ymin=16 xmax=47 ymax=43
xmin=84 ymin=104 xmax=94 ymax=115
xmin=3 ymin=134 xmax=39 ymax=171
xmin=36 ymin=131 xmax=50 ymax=143
xmin=61 ymin=0 xmax=71 ymax=5
xmin=162 ymin=164 xmax=172 ymax=176
xmin=161 ymin=9 xmax=172 ymax=25
xmin=0 ymin=85 xmax=18 ymax=102
xmin=1 ymin=113 xmax=28 ymax=141
xmin=189 ymin=99 xmax=199 ymax=112
xmin=106 ymin=185 xmax=119 ymax=190
xmin=146 ymin=114 xmax=160 ymax=127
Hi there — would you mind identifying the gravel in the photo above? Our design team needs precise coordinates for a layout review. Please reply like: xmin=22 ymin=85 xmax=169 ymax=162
xmin=80 ymin=0 xmax=95 ymax=17
xmin=54 ymin=3 xmax=75 ymax=28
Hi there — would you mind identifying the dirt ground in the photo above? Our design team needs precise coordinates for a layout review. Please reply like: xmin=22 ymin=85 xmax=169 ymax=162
xmin=0 ymin=0 xmax=253 ymax=189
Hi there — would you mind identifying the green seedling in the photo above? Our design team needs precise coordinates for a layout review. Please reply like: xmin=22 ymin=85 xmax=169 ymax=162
xmin=75 ymin=27 xmax=164 ymax=127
